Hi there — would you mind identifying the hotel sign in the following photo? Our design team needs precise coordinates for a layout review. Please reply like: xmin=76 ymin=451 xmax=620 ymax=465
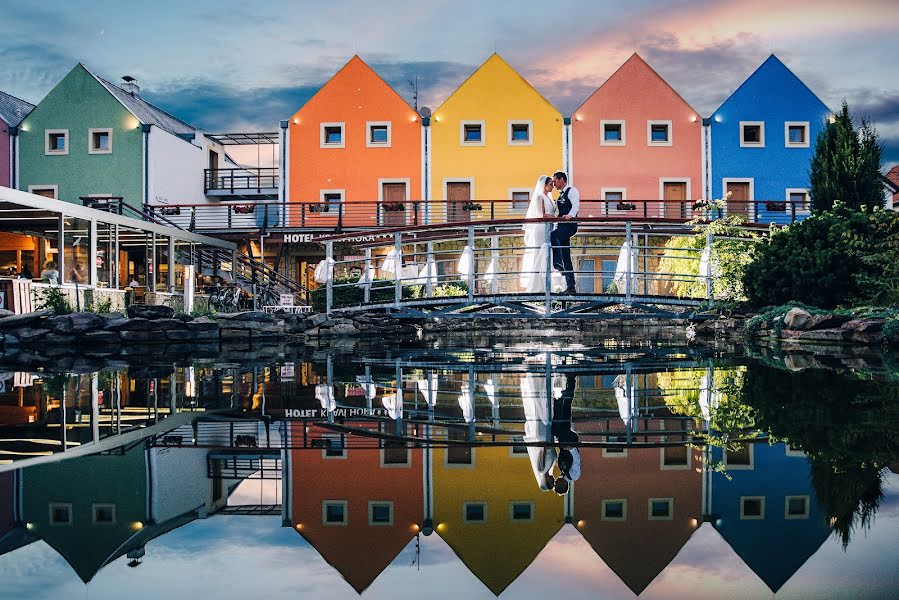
xmin=284 ymin=408 xmax=390 ymax=418
xmin=282 ymin=233 xmax=392 ymax=244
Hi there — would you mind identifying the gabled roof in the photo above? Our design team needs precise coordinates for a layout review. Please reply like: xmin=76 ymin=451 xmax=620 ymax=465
xmin=0 ymin=89 xmax=35 ymax=127
xmin=81 ymin=64 xmax=198 ymax=137
xmin=884 ymin=166 xmax=899 ymax=192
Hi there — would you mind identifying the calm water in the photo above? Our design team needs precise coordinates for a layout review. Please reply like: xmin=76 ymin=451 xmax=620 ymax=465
xmin=1 ymin=338 xmax=897 ymax=599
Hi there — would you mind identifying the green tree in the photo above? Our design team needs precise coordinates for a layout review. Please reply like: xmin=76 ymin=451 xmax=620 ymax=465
xmin=810 ymin=102 xmax=883 ymax=212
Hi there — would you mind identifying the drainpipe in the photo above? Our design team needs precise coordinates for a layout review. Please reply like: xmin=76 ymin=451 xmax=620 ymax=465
xmin=9 ymin=126 xmax=17 ymax=189
xmin=279 ymin=120 xmax=288 ymax=228
xmin=142 ymin=124 xmax=152 ymax=210
xmin=422 ymin=116 xmax=430 ymax=224
xmin=702 ymin=118 xmax=711 ymax=200
xmin=563 ymin=117 xmax=572 ymax=178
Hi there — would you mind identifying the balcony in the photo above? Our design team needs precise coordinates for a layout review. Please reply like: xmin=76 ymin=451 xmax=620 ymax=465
xmin=204 ymin=167 xmax=279 ymax=200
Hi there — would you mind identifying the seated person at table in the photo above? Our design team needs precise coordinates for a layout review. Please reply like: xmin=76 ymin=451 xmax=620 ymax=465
xmin=40 ymin=261 xmax=60 ymax=284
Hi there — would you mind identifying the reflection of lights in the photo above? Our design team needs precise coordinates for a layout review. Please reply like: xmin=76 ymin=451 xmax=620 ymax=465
xmin=132 ymin=521 xmax=144 ymax=530
xmin=295 ymin=523 xmax=304 ymax=530
xmin=436 ymin=523 xmax=446 ymax=532
xmin=411 ymin=524 xmax=420 ymax=532
xmin=576 ymin=520 xmax=586 ymax=528
xmin=830 ymin=516 xmax=838 ymax=526
xmin=26 ymin=522 xmax=34 ymax=530
xmin=690 ymin=518 xmax=698 ymax=527
xmin=715 ymin=519 xmax=723 ymax=527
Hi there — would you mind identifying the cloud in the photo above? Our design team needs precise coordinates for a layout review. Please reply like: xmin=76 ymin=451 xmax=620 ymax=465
xmin=0 ymin=41 xmax=77 ymax=103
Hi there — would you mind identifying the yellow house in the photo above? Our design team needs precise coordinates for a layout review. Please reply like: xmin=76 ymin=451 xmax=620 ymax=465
xmin=430 ymin=54 xmax=564 ymax=222
xmin=431 ymin=445 xmax=565 ymax=595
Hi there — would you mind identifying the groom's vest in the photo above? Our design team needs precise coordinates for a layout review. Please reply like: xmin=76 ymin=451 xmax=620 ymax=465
xmin=557 ymin=187 xmax=573 ymax=217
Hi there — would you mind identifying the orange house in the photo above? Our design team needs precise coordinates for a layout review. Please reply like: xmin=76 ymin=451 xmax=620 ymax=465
xmin=287 ymin=56 xmax=422 ymax=229
xmin=572 ymin=54 xmax=703 ymax=219
xmin=574 ymin=444 xmax=702 ymax=595
xmin=289 ymin=424 xmax=423 ymax=594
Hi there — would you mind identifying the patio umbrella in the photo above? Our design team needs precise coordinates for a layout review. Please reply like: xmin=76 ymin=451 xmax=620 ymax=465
xmin=457 ymin=245 xmax=474 ymax=277
xmin=482 ymin=257 xmax=497 ymax=284
xmin=613 ymin=240 xmax=637 ymax=294
xmin=382 ymin=386 xmax=403 ymax=420
xmin=355 ymin=264 xmax=376 ymax=290
xmin=315 ymin=384 xmax=335 ymax=411
xmin=699 ymin=245 xmax=717 ymax=290
xmin=483 ymin=378 xmax=497 ymax=408
xmin=380 ymin=248 xmax=399 ymax=278
xmin=416 ymin=374 xmax=439 ymax=408
xmin=313 ymin=258 xmax=334 ymax=284
xmin=416 ymin=255 xmax=438 ymax=286
xmin=458 ymin=382 xmax=474 ymax=423
xmin=355 ymin=375 xmax=377 ymax=404
xmin=613 ymin=374 xmax=636 ymax=427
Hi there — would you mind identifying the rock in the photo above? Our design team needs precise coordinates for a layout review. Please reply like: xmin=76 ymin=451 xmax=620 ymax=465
xmin=0 ymin=310 xmax=52 ymax=329
xmin=43 ymin=333 xmax=77 ymax=346
xmin=127 ymin=305 xmax=175 ymax=320
xmin=151 ymin=318 xmax=187 ymax=331
xmin=69 ymin=312 xmax=105 ymax=333
xmin=165 ymin=329 xmax=195 ymax=341
xmin=105 ymin=318 xmax=154 ymax=332
xmin=783 ymin=353 xmax=811 ymax=371
xmin=186 ymin=317 xmax=218 ymax=332
xmin=794 ymin=329 xmax=847 ymax=343
xmin=16 ymin=328 xmax=49 ymax=344
xmin=806 ymin=313 xmax=852 ymax=330
xmin=782 ymin=307 xmax=812 ymax=330
xmin=331 ymin=323 xmax=359 ymax=336
xmin=841 ymin=318 xmax=884 ymax=334
xmin=0 ymin=309 xmax=13 ymax=318
xmin=216 ymin=311 xmax=276 ymax=323
xmin=48 ymin=315 xmax=74 ymax=334
xmin=82 ymin=331 xmax=121 ymax=345
xmin=310 ymin=313 xmax=333 ymax=327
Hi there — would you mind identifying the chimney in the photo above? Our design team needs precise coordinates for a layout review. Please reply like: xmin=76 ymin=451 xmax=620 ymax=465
xmin=121 ymin=75 xmax=140 ymax=96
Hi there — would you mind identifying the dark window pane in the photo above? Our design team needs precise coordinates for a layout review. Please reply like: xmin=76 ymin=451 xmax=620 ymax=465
xmin=605 ymin=501 xmax=624 ymax=518
xmin=511 ymin=124 xmax=529 ymax=141
xmin=464 ymin=125 xmax=482 ymax=142
xmin=651 ymin=500 xmax=670 ymax=518
xmin=788 ymin=497 xmax=807 ymax=516
xmin=465 ymin=503 xmax=485 ymax=521
xmin=325 ymin=127 xmax=342 ymax=144
xmin=512 ymin=503 xmax=532 ymax=520
xmin=325 ymin=504 xmax=345 ymax=523
xmin=371 ymin=126 xmax=388 ymax=143
xmin=383 ymin=441 xmax=408 ymax=464
xmin=651 ymin=124 xmax=669 ymax=142
xmin=742 ymin=498 xmax=762 ymax=517
xmin=371 ymin=504 xmax=391 ymax=523
xmin=789 ymin=126 xmax=806 ymax=144
xmin=743 ymin=125 xmax=761 ymax=143
xmin=604 ymin=124 xmax=622 ymax=141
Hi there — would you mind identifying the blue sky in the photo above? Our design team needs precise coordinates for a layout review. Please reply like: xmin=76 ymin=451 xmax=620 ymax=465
xmin=1 ymin=0 xmax=897 ymax=164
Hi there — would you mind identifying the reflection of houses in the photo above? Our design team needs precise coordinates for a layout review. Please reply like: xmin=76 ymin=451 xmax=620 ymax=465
xmin=0 ymin=89 xmax=34 ymax=188
xmin=709 ymin=55 xmax=830 ymax=224
xmin=20 ymin=443 xmax=234 ymax=582
xmin=0 ymin=470 xmax=37 ymax=556
xmin=575 ymin=445 xmax=702 ymax=595
xmin=710 ymin=442 xmax=830 ymax=593
xmin=431 ymin=445 xmax=564 ymax=595
xmin=288 ymin=423 xmax=423 ymax=594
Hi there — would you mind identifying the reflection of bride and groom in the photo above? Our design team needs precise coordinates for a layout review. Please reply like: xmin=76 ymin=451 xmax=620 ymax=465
xmin=521 ymin=372 xmax=580 ymax=495
xmin=520 ymin=171 xmax=580 ymax=294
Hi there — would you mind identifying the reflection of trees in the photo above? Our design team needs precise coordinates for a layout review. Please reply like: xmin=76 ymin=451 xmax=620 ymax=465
xmin=743 ymin=365 xmax=899 ymax=547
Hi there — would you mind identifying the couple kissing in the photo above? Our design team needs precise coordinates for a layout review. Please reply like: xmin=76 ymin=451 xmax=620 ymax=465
xmin=520 ymin=171 xmax=579 ymax=294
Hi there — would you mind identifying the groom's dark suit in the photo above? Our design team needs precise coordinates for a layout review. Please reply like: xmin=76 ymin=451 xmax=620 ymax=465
xmin=551 ymin=186 xmax=579 ymax=291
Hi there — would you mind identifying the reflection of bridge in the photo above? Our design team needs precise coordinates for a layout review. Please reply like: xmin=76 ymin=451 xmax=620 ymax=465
xmin=313 ymin=216 xmax=759 ymax=318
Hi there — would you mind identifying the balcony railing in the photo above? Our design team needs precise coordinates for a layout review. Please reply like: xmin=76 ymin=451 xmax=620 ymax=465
xmin=204 ymin=168 xmax=279 ymax=195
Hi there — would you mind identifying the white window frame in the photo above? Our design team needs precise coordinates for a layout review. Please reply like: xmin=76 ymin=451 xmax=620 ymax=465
xmin=784 ymin=495 xmax=810 ymax=519
xmin=320 ymin=122 xmax=345 ymax=148
xmin=379 ymin=442 xmax=411 ymax=468
xmin=740 ymin=496 xmax=765 ymax=520
xmin=27 ymin=185 xmax=59 ymax=199
xmin=462 ymin=501 xmax=488 ymax=523
xmin=785 ymin=443 xmax=806 ymax=458
xmin=366 ymin=121 xmax=392 ymax=148
xmin=460 ymin=120 xmax=485 ymax=146
xmin=507 ymin=120 xmax=533 ymax=146
xmin=600 ymin=120 xmax=626 ymax=146
xmin=509 ymin=501 xmax=535 ymax=523
xmin=725 ymin=443 xmax=755 ymax=470
xmin=88 ymin=128 xmax=113 ymax=154
xmin=45 ymin=129 xmax=69 ymax=155
xmin=648 ymin=497 xmax=674 ymax=521
xmin=647 ymin=120 xmax=673 ymax=146
xmin=368 ymin=501 xmax=394 ymax=526
xmin=601 ymin=187 xmax=628 ymax=217
xmin=49 ymin=502 xmax=73 ymax=526
xmin=319 ymin=189 xmax=345 ymax=215
xmin=322 ymin=500 xmax=348 ymax=525
xmin=92 ymin=503 xmax=117 ymax=525
xmin=660 ymin=445 xmax=692 ymax=470
xmin=739 ymin=121 xmax=765 ymax=148
xmin=320 ymin=433 xmax=347 ymax=459
xmin=784 ymin=121 xmax=810 ymax=148
xmin=601 ymin=499 xmax=627 ymax=521
xmin=508 ymin=188 xmax=532 ymax=213
xmin=786 ymin=188 xmax=811 ymax=215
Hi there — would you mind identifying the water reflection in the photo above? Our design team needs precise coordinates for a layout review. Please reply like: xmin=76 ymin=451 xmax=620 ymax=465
xmin=0 ymin=343 xmax=897 ymax=598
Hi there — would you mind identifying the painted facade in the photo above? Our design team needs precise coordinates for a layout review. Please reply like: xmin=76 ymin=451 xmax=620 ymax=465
xmin=430 ymin=54 xmax=564 ymax=222
xmin=572 ymin=54 xmax=702 ymax=219
xmin=575 ymin=445 xmax=702 ymax=594
xmin=289 ymin=424 xmax=424 ymax=594
xmin=710 ymin=442 xmax=830 ymax=593
xmin=18 ymin=63 xmax=234 ymax=209
xmin=0 ymin=90 xmax=34 ymax=188
xmin=287 ymin=56 xmax=422 ymax=229
xmin=709 ymin=55 xmax=831 ymax=224
xmin=431 ymin=445 xmax=564 ymax=595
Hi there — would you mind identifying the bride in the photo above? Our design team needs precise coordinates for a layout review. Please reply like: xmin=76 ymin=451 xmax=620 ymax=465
xmin=520 ymin=175 xmax=556 ymax=292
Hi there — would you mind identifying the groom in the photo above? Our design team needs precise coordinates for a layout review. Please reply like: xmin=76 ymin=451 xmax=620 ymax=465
xmin=551 ymin=171 xmax=579 ymax=293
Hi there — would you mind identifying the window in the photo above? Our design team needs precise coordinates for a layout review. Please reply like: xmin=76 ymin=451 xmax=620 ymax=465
xmin=510 ymin=435 xmax=529 ymax=455
xmin=322 ymin=501 xmax=348 ymax=525
xmin=648 ymin=498 xmax=673 ymax=520
xmin=92 ymin=504 xmax=117 ymax=524
xmin=49 ymin=503 xmax=72 ymax=526
xmin=785 ymin=495 xmax=810 ymax=519
xmin=740 ymin=496 xmax=765 ymax=520
xmin=45 ymin=129 xmax=69 ymax=155
xmin=785 ymin=121 xmax=810 ymax=148
xmin=787 ymin=189 xmax=811 ymax=213
xmin=510 ymin=189 xmax=531 ymax=211
xmin=508 ymin=120 xmax=532 ymax=145
xmin=602 ymin=188 xmax=627 ymax=216
xmin=662 ymin=446 xmax=690 ymax=468
xmin=600 ymin=120 xmax=625 ymax=146
xmin=446 ymin=427 xmax=473 ymax=465
xmin=320 ymin=190 xmax=343 ymax=214
xmin=320 ymin=122 xmax=345 ymax=148
xmin=647 ymin=120 xmax=672 ymax=146
xmin=603 ymin=434 xmax=627 ymax=457
xmin=740 ymin=122 xmax=765 ymax=147
xmin=460 ymin=121 xmax=485 ymax=145
xmin=28 ymin=185 xmax=58 ymax=199
xmin=510 ymin=502 xmax=534 ymax=522
xmin=463 ymin=502 xmax=487 ymax=523
xmin=367 ymin=121 xmax=391 ymax=147
xmin=321 ymin=434 xmax=346 ymax=459
xmin=726 ymin=443 xmax=754 ymax=469
xmin=381 ymin=440 xmax=410 ymax=466
xmin=368 ymin=501 xmax=394 ymax=525
xmin=89 ymin=128 xmax=113 ymax=154
xmin=602 ymin=499 xmax=627 ymax=521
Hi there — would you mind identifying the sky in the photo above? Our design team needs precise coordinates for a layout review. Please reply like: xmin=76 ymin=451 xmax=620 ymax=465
xmin=1 ymin=0 xmax=897 ymax=165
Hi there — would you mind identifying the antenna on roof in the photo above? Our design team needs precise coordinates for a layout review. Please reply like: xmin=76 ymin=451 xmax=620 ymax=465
xmin=409 ymin=76 xmax=419 ymax=113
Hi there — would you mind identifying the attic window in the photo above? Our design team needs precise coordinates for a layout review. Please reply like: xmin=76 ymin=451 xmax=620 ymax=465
xmin=600 ymin=120 xmax=625 ymax=146
xmin=322 ymin=501 xmax=348 ymax=525
xmin=93 ymin=503 xmax=117 ymax=524
xmin=368 ymin=501 xmax=394 ymax=525
xmin=45 ymin=129 xmax=69 ymax=155
xmin=648 ymin=121 xmax=672 ymax=146
xmin=785 ymin=122 xmax=810 ymax=148
xmin=89 ymin=128 xmax=113 ymax=154
xmin=785 ymin=496 xmax=810 ymax=519
xmin=740 ymin=496 xmax=765 ymax=519
xmin=460 ymin=121 xmax=485 ymax=145
xmin=740 ymin=122 xmax=765 ymax=147
xmin=602 ymin=499 xmax=627 ymax=521
xmin=463 ymin=502 xmax=487 ymax=523
xmin=320 ymin=122 xmax=345 ymax=148
xmin=508 ymin=121 xmax=532 ymax=145
xmin=367 ymin=121 xmax=391 ymax=147
xmin=49 ymin=503 xmax=72 ymax=525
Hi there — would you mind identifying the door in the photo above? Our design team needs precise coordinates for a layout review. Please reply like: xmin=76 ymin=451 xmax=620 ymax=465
xmin=726 ymin=182 xmax=751 ymax=218
xmin=208 ymin=149 xmax=220 ymax=190
xmin=663 ymin=182 xmax=687 ymax=219
xmin=446 ymin=182 xmax=470 ymax=222
xmin=31 ymin=188 xmax=56 ymax=199
xmin=381 ymin=183 xmax=407 ymax=227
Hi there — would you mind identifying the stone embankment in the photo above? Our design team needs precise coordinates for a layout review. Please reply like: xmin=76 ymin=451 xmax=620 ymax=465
xmin=746 ymin=306 xmax=893 ymax=346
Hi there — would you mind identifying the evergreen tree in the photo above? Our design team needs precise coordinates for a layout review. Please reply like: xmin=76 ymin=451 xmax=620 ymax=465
xmin=810 ymin=102 xmax=884 ymax=212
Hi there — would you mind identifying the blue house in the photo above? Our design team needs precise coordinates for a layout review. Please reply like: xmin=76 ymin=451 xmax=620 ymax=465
xmin=709 ymin=442 xmax=831 ymax=593
xmin=709 ymin=55 xmax=831 ymax=224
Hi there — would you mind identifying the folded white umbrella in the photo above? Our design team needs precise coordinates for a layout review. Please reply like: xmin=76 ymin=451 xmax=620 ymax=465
xmin=457 ymin=245 xmax=474 ymax=277
xmin=416 ymin=374 xmax=439 ymax=407
xmin=313 ymin=258 xmax=335 ymax=284
xmin=698 ymin=373 xmax=711 ymax=422
xmin=382 ymin=386 xmax=403 ymax=420
xmin=380 ymin=248 xmax=399 ymax=278
xmin=315 ymin=384 xmax=335 ymax=411
xmin=355 ymin=264 xmax=376 ymax=290
xmin=613 ymin=240 xmax=637 ymax=293
xmin=483 ymin=378 xmax=497 ymax=407
xmin=416 ymin=256 xmax=438 ymax=286
xmin=482 ymin=257 xmax=497 ymax=283
xmin=613 ymin=375 xmax=636 ymax=427
xmin=458 ymin=383 xmax=474 ymax=423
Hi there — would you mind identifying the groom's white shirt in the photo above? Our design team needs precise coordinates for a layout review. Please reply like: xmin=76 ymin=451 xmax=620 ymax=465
xmin=562 ymin=185 xmax=580 ymax=218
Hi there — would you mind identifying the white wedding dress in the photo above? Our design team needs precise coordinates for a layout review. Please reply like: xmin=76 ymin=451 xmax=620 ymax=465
xmin=520 ymin=176 xmax=556 ymax=292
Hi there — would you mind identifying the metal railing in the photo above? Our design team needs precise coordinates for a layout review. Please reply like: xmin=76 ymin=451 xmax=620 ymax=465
xmin=204 ymin=167 xmax=279 ymax=194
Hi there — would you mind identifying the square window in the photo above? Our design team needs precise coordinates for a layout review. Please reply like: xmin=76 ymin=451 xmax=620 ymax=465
xmin=785 ymin=496 xmax=810 ymax=519
xmin=49 ymin=503 xmax=72 ymax=525
xmin=602 ymin=499 xmax=626 ymax=521
xmin=603 ymin=435 xmax=627 ymax=457
xmin=464 ymin=124 xmax=482 ymax=143
xmin=649 ymin=498 xmax=673 ymax=520
xmin=508 ymin=121 xmax=532 ymax=145
xmin=321 ymin=434 xmax=346 ymax=458
xmin=320 ymin=123 xmax=345 ymax=148
xmin=648 ymin=121 xmax=671 ymax=145
xmin=601 ymin=120 xmax=626 ymax=146
xmin=89 ymin=128 xmax=113 ymax=154
xmin=322 ymin=192 xmax=343 ymax=213
xmin=45 ymin=130 xmax=69 ymax=155
xmin=510 ymin=435 xmax=529 ymax=455
xmin=323 ymin=501 xmax=348 ymax=525
xmin=510 ymin=502 xmax=533 ymax=521
xmin=604 ymin=191 xmax=623 ymax=202
xmin=740 ymin=496 xmax=765 ymax=519
xmin=788 ymin=190 xmax=810 ymax=213
xmin=785 ymin=122 xmax=810 ymax=148
xmin=369 ymin=501 xmax=393 ymax=525
xmin=789 ymin=126 xmax=805 ymax=144
xmin=726 ymin=443 xmax=753 ymax=468
xmin=662 ymin=446 xmax=689 ymax=468
xmin=382 ymin=440 xmax=409 ymax=465
xmin=511 ymin=191 xmax=530 ymax=211
xmin=371 ymin=126 xmax=388 ymax=143
xmin=447 ymin=427 xmax=473 ymax=465
xmin=740 ymin=122 xmax=765 ymax=147
xmin=464 ymin=502 xmax=487 ymax=523
xmin=93 ymin=504 xmax=116 ymax=524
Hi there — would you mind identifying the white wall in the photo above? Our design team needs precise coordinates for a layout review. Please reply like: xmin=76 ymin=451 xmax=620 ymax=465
xmin=151 ymin=447 xmax=214 ymax=522
xmin=147 ymin=128 xmax=233 ymax=206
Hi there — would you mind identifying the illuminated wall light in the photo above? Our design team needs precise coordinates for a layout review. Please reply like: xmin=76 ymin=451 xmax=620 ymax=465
xmin=435 ymin=522 xmax=446 ymax=532
xmin=690 ymin=115 xmax=698 ymax=122
xmin=411 ymin=524 xmax=421 ymax=532
xmin=689 ymin=518 xmax=698 ymax=527
xmin=576 ymin=520 xmax=586 ymax=528
xmin=293 ymin=118 xmax=299 ymax=124
xmin=713 ymin=115 xmax=723 ymax=123
xmin=575 ymin=114 xmax=583 ymax=121
xmin=295 ymin=523 xmax=304 ymax=530
xmin=25 ymin=522 xmax=34 ymax=530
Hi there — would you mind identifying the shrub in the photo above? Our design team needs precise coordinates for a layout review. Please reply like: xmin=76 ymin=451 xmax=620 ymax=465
xmin=37 ymin=286 xmax=73 ymax=315
xmin=310 ymin=276 xmax=467 ymax=311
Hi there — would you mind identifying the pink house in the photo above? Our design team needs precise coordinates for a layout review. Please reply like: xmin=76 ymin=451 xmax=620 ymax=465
xmin=571 ymin=54 xmax=703 ymax=218
xmin=0 ymin=90 xmax=34 ymax=188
